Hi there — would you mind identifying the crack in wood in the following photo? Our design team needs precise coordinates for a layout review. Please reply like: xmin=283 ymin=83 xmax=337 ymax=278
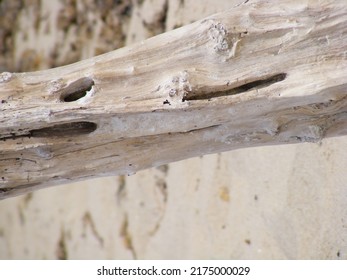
xmin=30 ymin=122 xmax=97 ymax=137
xmin=0 ymin=121 xmax=97 ymax=141
xmin=183 ymin=73 xmax=287 ymax=101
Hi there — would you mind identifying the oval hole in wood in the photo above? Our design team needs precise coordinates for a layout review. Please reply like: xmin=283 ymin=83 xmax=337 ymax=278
xmin=60 ymin=77 xmax=95 ymax=102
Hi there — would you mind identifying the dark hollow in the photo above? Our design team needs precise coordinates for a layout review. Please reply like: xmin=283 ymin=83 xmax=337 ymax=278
xmin=183 ymin=73 xmax=287 ymax=101
xmin=30 ymin=122 xmax=97 ymax=137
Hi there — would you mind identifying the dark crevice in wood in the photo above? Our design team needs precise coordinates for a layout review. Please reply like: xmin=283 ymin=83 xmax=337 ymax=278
xmin=183 ymin=73 xmax=287 ymax=101
xmin=30 ymin=122 xmax=97 ymax=137
xmin=0 ymin=122 xmax=97 ymax=140
xmin=183 ymin=124 xmax=220 ymax=134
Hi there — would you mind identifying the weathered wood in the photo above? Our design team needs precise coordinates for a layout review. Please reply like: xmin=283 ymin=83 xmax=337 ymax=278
xmin=0 ymin=0 xmax=346 ymax=199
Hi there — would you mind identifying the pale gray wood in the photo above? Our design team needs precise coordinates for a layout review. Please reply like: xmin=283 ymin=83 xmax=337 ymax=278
xmin=1 ymin=0 xmax=346 ymax=199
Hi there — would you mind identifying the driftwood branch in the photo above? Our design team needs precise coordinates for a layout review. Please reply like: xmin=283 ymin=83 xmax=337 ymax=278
xmin=1 ymin=0 xmax=346 ymax=199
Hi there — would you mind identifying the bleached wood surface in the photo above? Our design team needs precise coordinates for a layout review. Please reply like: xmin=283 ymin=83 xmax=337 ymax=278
xmin=0 ymin=0 xmax=346 ymax=199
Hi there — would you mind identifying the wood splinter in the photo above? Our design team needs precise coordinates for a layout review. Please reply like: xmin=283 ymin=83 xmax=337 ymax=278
xmin=1 ymin=0 xmax=346 ymax=199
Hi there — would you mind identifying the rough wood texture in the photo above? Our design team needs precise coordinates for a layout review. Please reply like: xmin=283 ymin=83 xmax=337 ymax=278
xmin=1 ymin=0 xmax=346 ymax=199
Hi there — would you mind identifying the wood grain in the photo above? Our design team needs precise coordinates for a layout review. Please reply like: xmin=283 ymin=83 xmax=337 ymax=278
xmin=1 ymin=0 xmax=346 ymax=198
